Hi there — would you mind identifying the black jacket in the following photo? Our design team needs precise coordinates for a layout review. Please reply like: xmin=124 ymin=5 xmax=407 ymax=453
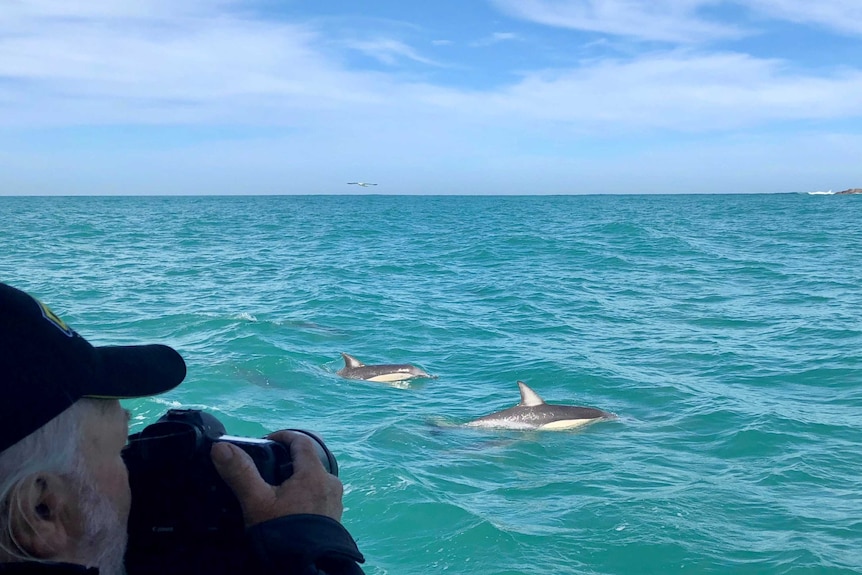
xmin=0 ymin=514 xmax=365 ymax=575
xmin=248 ymin=514 xmax=365 ymax=574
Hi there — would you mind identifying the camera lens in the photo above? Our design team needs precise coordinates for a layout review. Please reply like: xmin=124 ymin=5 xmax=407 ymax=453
xmin=287 ymin=429 xmax=339 ymax=476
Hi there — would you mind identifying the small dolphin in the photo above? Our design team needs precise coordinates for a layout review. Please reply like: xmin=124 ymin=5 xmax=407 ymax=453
xmin=336 ymin=353 xmax=436 ymax=383
xmin=466 ymin=381 xmax=615 ymax=431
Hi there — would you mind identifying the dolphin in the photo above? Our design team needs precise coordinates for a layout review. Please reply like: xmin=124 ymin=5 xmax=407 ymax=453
xmin=336 ymin=353 xmax=436 ymax=383
xmin=466 ymin=381 xmax=615 ymax=430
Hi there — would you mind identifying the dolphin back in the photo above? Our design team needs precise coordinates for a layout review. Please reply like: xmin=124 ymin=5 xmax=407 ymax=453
xmin=467 ymin=381 xmax=615 ymax=431
xmin=467 ymin=404 xmax=614 ymax=430
xmin=336 ymin=353 xmax=435 ymax=382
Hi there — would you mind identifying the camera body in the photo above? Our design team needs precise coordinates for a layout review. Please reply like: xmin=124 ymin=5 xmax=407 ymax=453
xmin=122 ymin=408 xmax=337 ymax=575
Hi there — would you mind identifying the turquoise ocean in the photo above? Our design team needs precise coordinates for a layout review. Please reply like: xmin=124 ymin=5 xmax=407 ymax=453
xmin=1 ymin=194 xmax=860 ymax=575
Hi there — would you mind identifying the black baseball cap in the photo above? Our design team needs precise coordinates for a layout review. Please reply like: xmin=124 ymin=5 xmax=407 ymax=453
xmin=0 ymin=282 xmax=186 ymax=453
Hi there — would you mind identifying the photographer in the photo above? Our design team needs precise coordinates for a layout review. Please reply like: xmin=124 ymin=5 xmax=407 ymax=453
xmin=0 ymin=282 xmax=365 ymax=575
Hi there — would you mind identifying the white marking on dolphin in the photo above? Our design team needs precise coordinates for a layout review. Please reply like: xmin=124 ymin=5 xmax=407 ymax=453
xmin=466 ymin=381 xmax=615 ymax=430
xmin=336 ymin=353 xmax=436 ymax=382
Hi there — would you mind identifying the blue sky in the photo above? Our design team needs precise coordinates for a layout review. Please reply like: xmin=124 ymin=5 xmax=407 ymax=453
xmin=1 ymin=0 xmax=861 ymax=195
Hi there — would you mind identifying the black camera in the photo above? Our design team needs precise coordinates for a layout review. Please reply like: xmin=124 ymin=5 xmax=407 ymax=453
xmin=122 ymin=408 xmax=338 ymax=575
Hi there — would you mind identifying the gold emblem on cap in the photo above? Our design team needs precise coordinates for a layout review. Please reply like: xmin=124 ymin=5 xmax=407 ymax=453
xmin=36 ymin=299 xmax=75 ymax=337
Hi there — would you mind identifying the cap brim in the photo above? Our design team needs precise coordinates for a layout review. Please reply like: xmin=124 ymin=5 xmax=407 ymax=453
xmin=84 ymin=344 xmax=186 ymax=399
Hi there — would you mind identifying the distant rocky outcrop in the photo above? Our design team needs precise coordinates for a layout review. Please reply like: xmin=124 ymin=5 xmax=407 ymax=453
xmin=836 ymin=188 xmax=862 ymax=195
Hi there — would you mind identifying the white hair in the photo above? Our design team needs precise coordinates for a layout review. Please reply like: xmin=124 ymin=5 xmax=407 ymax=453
xmin=0 ymin=398 xmax=127 ymax=575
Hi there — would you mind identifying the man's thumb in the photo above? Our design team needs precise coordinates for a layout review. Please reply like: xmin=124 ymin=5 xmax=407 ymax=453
xmin=211 ymin=442 xmax=267 ymax=506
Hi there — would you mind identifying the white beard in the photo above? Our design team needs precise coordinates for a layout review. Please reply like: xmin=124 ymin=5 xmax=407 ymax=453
xmin=75 ymin=476 xmax=128 ymax=575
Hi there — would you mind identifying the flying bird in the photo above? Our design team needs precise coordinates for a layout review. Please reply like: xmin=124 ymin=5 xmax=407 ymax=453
xmin=347 ymin=182 xmax=378 ymax=187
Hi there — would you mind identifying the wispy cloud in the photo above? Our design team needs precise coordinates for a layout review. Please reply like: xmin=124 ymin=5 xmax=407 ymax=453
xmin=344 ymin=38 xmax=440 ymax=66
xmin=747 ymin=0 xmax=862 ymax=34
xmin=413 ymin=52 xmax=862 ymax=132
xmin=490 ymin=0 xmax=862 ymax=43
xmin=488 ymin=0 xmax=745 ymax=43
xmin=0 ymin=3 xmax=392 ymax=127
xmin=471 ymin=32 xmax=522 ymax=47
xmin=2 ymin=2 xmax=862 ymax=135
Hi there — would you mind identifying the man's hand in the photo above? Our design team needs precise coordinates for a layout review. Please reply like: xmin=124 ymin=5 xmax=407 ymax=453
xmin=211 ymin=430 xmax=344 ymax=526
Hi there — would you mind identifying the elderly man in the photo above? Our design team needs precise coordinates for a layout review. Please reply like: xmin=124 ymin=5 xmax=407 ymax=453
xmin=0 ymin=283 xmax=365 ymax=574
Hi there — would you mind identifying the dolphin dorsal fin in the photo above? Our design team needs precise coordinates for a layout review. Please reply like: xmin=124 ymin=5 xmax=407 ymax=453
xmin=341 ymin=353 xmax=364 ymax=368
xmin=517 ymin=381 xmax=545 ymax=407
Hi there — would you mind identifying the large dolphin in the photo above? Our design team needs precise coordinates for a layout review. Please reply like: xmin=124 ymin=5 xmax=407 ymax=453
xmin=466 ymin=381 xmax=615 ymax=430
xmin=336 ymin=353 xmax=436 ymax=383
